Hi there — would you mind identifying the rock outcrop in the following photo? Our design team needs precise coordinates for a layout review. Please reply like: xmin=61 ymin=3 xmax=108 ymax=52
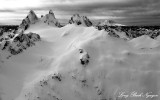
xmin=0 ymin=32 xmax=40 ymax=56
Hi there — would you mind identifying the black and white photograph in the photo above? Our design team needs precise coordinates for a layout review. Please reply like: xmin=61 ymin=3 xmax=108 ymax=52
xmin=0 ymin=0 xmax=160 ymax=100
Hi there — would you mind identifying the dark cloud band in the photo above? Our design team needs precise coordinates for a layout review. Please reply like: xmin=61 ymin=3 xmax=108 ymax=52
xmin=0 ymin=0 xmax=160 ymax=25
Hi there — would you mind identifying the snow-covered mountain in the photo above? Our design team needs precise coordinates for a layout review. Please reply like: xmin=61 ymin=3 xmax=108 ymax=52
xmin=98 ymin=19 xmax=125 ymax=26
xmin=14 ymin=24 xmax=160 ymax=100
xmin=40 ymin=10 xmax=61 ymax=27
xmin=69 ymin=14 xmax=92 ymax=27
xmin=1 ymin=10 xmax=160 ymax=100
xmin=18 ymin=10 xmax=62 ymax=31
xmin=19 ymin=10 xmax=38 ymax=31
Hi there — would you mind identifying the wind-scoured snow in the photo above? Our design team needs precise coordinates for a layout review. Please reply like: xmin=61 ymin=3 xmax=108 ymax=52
xmin=0 ymin=24 xmax=156 ymax=100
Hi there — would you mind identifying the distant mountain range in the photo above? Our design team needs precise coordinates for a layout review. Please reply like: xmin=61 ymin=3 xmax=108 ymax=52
xmin=18 ymin=10 xmax=125 ymax=31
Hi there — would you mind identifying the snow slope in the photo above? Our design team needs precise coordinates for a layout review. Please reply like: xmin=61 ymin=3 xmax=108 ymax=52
xmin=129 ymin=35 xmax=160 ymax=49
xmin=1 ymin=23 xmax=160 ymax=100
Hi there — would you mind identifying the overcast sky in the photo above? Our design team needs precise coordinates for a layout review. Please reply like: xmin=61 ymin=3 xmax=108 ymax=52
xmin=0 ymin=0 xmax=160 ymax=25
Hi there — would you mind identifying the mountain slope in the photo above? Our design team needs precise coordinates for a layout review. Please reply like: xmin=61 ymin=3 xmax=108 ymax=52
xmin=1 ymin=12 xmax=160 ymax=100
xmin=12 ymin=25 xmax=160 ymax=100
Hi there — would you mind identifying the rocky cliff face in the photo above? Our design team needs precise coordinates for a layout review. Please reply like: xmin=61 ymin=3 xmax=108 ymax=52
xmin=69 ymin=14 xmax=92 ymax=27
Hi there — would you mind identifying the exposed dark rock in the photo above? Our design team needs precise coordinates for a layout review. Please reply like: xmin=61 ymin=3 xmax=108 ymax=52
xmin=96 ymin=25 xmax=160 ymax=39
xmin=79 ymin=49 xmax=90 ymax=66
xmin=2 ymin=41 xmax=10 ymax=50
xmin=51 ymin=73 xmax=62 ymax=82
xmin=79 ymin=49 xmax=84 ymax=53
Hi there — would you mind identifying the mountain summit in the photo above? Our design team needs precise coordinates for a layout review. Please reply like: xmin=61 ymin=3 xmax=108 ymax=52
xmin=18 ymin=10 xmax=62 ymax=31
xmin=69 ymin=14 xmax=92 ymax=27
xmin=27 ymin=10 xmax=39 ymax=24
xmin=19 ymin=10 xmax=38 ymax=30
xmin=41 ymin=10 xmax=61 ymax=27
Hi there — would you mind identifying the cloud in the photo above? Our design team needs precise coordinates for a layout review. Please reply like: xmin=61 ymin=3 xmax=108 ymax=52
xmin=0 ymin=0 xmax=49 ymax=10
xmin=0 ymin=0 xmax=160 ymax=25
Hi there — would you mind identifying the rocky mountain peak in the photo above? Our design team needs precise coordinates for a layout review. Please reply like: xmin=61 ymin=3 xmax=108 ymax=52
xmin=41 ymin=10 xmax=61 ymax=27
xmin=27 ymin=10 xmax=38 ymax=24
xmin=69 ymin=14 xmax=92 ymax=27
xmin=49 ymin=10 xmax=54 ymax=15
xmin=48 ymin=10 xmax=56 ymax=19
xmin=18 ymin=10 xmax=38 ymax=31
xmin=29 ymin=10 xmax=35 ymax=15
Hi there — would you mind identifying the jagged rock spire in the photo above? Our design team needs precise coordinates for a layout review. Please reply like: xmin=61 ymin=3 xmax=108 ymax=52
xmin=49 ymin=10 xmax=54 ymax=14
xmin=29 ymin=10 xmax=35 ymax=15
xmin=18 ymin=10 xmax=38 ymax=31
xmin=27 ymin=10 xmax=38 ymax=24
xmin=49 ymin=10 xmax=55 ymax=19
xmin=18 ymin=9 xmax=62 ymax=31
xmin=41 ymin=10 xmax=61 ymax=27
xmin=69 ymin=14 xmax=92 ymax=27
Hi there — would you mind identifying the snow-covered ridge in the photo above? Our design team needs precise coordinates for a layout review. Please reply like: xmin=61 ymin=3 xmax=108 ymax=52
xmin=12 ymin=24 xmax=160 ymax=100
xmin=69 ymin=14 xmax=93 ymax=27
xmin=0 ymin=32 xmax=40 ymax=56
xmin=1 ymin=10 xmax=160 ymax=100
